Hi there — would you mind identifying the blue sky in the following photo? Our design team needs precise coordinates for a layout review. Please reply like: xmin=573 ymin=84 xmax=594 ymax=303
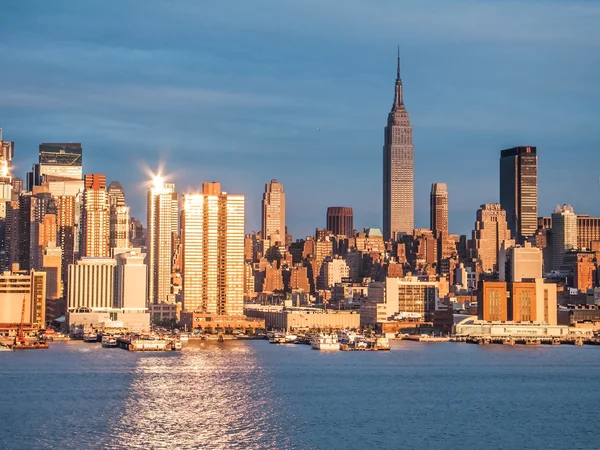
xmin=1 ymin=0 xmax=599 ymax=238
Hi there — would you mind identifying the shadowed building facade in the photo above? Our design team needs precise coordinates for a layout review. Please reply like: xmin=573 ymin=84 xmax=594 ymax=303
xmin=430 ymin=183 xmax=448 ymax=236
xmin=383 ymin=49 xmax=414 ymax=241
xmin=500 ymin=146 xmax=538 ymax=243
xmin=326 ymin=207 xmax=353 ymax=238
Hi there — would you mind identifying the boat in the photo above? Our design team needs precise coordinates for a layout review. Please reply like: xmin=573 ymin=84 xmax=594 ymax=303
xmin=83 ymin=332 xmax=99 ymax=343
xmin=338 ymin=330 xmax=359 ymax=344
xmin=284 ymin=334 xmax=297 ymax=343
xmin=268 ymin=333 xmax=287 ymax=344
xmin=172 ymin=340 xmax=183 ymax=351
xmin=13 ymin=341 xmax=49 ymax=350
xmin=310 ymin=334 xmax=339 ymax=351
xmin=417 ymin=335 xmax=450 ymax=343
xmin=11 ymin=296 xmax=49 ymax=350
xmin=373 ymin=337 xmax=391 ymax=350
xmin=178 ymin=333 xmax=189 ymax=342
xmin=101 ymin=335 xmax=117 ymax=348
xmin=0 ymin=343 xmax=13 ymax=352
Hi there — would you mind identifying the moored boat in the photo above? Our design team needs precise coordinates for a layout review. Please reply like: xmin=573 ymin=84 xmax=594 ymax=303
xmin=310 ymin=334 xmax=339 ymax=351
xmin=83 ymin=332 xmax=99 ymax=343
xmin=101 ymin=335 xmax=118 ymax=348
xmin=12 ymin=341 xmax=49 ymax=350
xmin=0 ymin=343 xmax=13 ymax=352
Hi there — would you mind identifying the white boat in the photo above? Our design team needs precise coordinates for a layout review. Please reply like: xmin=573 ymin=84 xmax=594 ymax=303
xmin=178 ymin=333 xmax=189 ymax=342
xmin=374 ymin=337 xmax=391 ymax=350
xmin=172 ymin=341 xmax=183 ymax=351
xmin=310 ymin=334 xmax=339 ymax=351
xmin=0 ymin=343 xmax=13 ymax=352
xmin=101 ymin=336 xmax=117 ymax=348
xmin=284 ymin=334 xmax=297 ymax=343
xmin=338 ymin=330 xmax=358 ymax=344
xmin=83 ymin=332 xmax=98 ymax=343
xmin=268 ymin=333 xmax=287 ymax=344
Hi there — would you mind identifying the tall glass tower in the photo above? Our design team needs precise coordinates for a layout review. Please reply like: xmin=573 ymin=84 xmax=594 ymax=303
xmin=500 ymin=146 xmax=538 ymax=243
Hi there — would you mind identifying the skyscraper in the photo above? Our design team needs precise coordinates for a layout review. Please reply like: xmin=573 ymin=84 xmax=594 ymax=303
xmin=500 ymin=146 xmax=538 ymax=243
xmin=108 ymin=182 xmax=130 ymax=250
xmin=0 ymin=129 xmax=14 ymax=271
xmin=31 ymin=143 xmax=83 ymax=188
xmin=182 ymin=182 xmax=244 ymax=315
xmin=261 ymin=179 xmax=285 ymax=244
xmin=326 ymin=207 xmax=354 ymax=238
xmin=81 ymin=174 xmax=110 ymax=257
xmin=550 ymin=204 xmax=577 ymax=271
xmin=470 ymin=204 xmax=512 ymax=272
xmin=430 ymin=183 xmax=448 ymax=236
xmin=383 ymin=49 xmax=414 ymax=241
xmin=147 ymin=176 xmax=178 ymax=305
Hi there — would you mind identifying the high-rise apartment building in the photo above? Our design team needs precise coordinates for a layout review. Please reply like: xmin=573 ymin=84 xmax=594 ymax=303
xmin=81 ymin=174 xmax=110 ymax=257
xmin=0 ymin=130 xmax=14 ymax=271
xmin=0 ymin=268 xmax=46 ymax=327
xmin=182 ymin=182 xmax=244 ymax=315
xmin=32 ymin=143 xmax=82 ymax=187
xmin=500 ymin=146 xmax=538 ymax=243
xmin=108 ymin=181 xmax=130 ymax=251
xmin=550 ymin=204 xmax=578 ymax=271
xmin=43 ymin=244 xmax=63 ymax=300
xmin=261 ymin=179 xmax=285 ymax=244
xmin=383 ymin=50 xmax=414 ymax=241
xmin=147 ymin=177 xmax=178 ymax=304
xmin=115 ymin=250 xmax=147 ymax=309
xmin=470 ymin=204 xmax=512 ymax=272
xmin=326 ymin=207 xmax=353 ymax=238
xmin=498 ymin=242 xmax=543 ymax=282
xmin=67 ymin=257 xmax=116 ymax=311
xmin=430 ymin=183 xmax=448 ymax=236
xmin=539 ymin=215 xmax=600 ymax=251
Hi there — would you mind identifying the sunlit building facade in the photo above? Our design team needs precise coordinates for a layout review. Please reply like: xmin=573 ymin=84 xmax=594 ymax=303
xmin=182 ymin=182 xmax=244 ymax=315
xmin=261 ymin=179 xmax=285 ymax=244
xmin=81 ymin=174 xmax=110 ymax=257
xmin=147 ymin=177 xmax=178 ymax=305
xmin=383 ymin=51 xmax=414 ymax=240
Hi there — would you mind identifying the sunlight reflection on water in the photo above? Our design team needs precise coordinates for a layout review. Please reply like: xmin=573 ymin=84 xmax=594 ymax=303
xmin=105 ymin=342 xmax=290 ymax=450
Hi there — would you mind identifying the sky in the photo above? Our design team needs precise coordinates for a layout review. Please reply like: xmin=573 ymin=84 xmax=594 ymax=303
xmin=1 ymin=0 xmax=599 ymax=238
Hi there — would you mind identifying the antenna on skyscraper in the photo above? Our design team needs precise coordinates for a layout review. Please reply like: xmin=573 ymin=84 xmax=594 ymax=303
xmin=397 ymin=45 xmax=401 ymax=80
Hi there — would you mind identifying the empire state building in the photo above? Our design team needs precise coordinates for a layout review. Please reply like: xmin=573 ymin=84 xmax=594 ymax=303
xmin=383 ymin=50 xmax=414 ymax=241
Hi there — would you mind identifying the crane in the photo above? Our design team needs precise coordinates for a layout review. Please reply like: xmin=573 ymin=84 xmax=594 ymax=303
xmin=14 ymin=296 xmax=26 ymax=346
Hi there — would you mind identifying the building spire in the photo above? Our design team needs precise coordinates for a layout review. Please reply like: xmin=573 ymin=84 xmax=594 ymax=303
xmin=393 ymin=46 xmax=403 ymax=109
xmin=397 ymin=45 xmax=401 ymax=80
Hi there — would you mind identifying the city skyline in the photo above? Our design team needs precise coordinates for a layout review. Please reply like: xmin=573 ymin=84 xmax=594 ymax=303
xmin=1 ymin=1 xmax=600 ymax=238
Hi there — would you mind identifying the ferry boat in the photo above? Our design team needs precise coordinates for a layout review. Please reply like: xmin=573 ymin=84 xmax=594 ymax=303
xmin=268 ymin=333 xmax=287 ymax=344
xmin=338 ymin=330 xmax=361 ymax=344
xmin=83 ymin=332 xmax=99 ymax=343
xmin=101 ymin=335 xmax=117 ymax=348
xmin=373 ymin=337 xmax=391 ymax=350
xmin=310 ymin=334 xmax=339 ymax=351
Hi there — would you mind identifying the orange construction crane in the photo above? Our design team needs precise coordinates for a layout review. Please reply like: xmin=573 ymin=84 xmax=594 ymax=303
xmin=14 ymin=296 xmax=26 ymax=346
